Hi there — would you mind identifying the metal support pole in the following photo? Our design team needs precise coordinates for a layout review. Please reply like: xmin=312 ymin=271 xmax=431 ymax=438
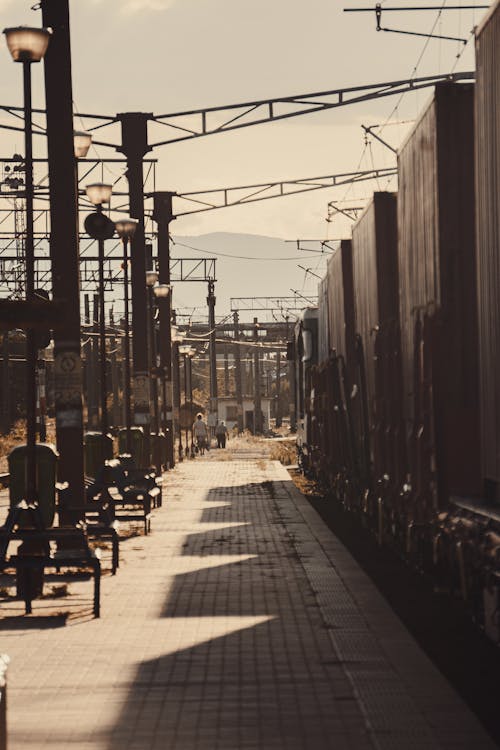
xmin=42 ymin=0 xmax=85 ymax=518
xmin=253 ymin=318 xmax=262 ymax=434
xmin=224 ymin=345 xmax=230 ymax=395
xmin=188 ymin=355 xmax=194 ymax=456
xmin=37 ymin=354 xmax=47 ymax=442
xmin=147 ymin=286 xmax=160 ymax=434
xmin=122 ymin=238 xmax=133 ymax=453
xmin=173 ymin=340 xmax=182 ymax=461
xmin=183 ymin=353 xmax=189 ymax=456
xmin=98 ymin=238 xmax=108 ymax=434
xmin=1 ymin=333 xmax=9 ymax=433
xmin=109 ymin=309 xmax=120 ymax=430
xmin=275 ymin=349 xmax=282 ymax=428
xmin=23 ymin=59 xmax=37 ymax=502
xmin=233 ymin=311 xmax=243 ymax=433
xmin=117 ymin=113 xmax=152 ymax=451
xmin=90 ymin=294 xmax=99 ymax=429
xmin=153 ymin=192 xmax=175 ymax=468
xmin=207 ymin=280 xmax=218 ymax=426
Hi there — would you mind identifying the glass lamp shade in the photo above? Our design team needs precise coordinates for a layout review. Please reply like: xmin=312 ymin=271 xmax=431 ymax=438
xmin=171 ymin=325 xmax=184 ymax=343
xmin=179 ymin=344 xmax=191 ymax=356
xmin=153 ymin=283 xmax=170 ymax=298
xmin=3 ymin=26 xmax=52 ymax=62
xmin=146 ymin=270 xmax=159 ymax=287
xmin=85 ymin=182 xmax=112 ymax=206
xmin=115 ymin=217 xmax=138 ymax=240
xmin=74 ymin=130 xmax=92 ymax=159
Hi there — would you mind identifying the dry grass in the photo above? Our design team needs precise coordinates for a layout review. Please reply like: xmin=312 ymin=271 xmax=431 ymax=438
xmin=0 ymin=419 xmax=57 ymax=468
xmin=269 ymin=439 xmax=297 ymax=466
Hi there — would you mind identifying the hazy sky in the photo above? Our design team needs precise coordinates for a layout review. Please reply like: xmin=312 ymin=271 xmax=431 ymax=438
xmin=0 ymin=0 xmax=487 ymax=313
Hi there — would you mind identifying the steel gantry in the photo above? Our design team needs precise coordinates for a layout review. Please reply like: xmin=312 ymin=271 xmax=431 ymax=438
xmin=0 ymin=51 xmax=476 ymax=464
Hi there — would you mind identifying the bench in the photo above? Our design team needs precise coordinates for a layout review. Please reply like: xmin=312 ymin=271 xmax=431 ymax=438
xmin=56 ymin=481 xmax=119 ymax=575
xmin=114 ymin=456 xmax=163 ymax=508
xmin=0 ymin=505 xmax=101 ymax=617
xmin=101 ymin=460 xmax=156 ymax=534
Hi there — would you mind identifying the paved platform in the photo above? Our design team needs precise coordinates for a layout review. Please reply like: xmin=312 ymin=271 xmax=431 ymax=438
xmin=0 ymin=442 xmax=496 ymax=749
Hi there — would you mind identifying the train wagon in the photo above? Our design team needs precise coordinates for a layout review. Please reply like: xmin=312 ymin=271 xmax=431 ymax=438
xmin=397 ymin=81 xmax=480 ymax=518
xmin=288 ymin=307 xmax=318 ymax=471
xmin=351 ymin=192 xmax=406 ymax=520
xmin=475 ymin=0 xmax=500 ymax=502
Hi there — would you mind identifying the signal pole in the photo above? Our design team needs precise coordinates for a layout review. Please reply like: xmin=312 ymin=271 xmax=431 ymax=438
xmin=233 ymin=311 xmax=243 ymax=433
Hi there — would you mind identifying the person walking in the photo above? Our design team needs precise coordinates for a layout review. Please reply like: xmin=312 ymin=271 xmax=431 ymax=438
xmin=193 ymin=412 xmax=209 ymax=455
xmin=215 ymin=420 xmax=228 ymax=449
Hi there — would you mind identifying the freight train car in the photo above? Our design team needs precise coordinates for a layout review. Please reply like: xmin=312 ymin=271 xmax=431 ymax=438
xmin=350 ymin=192 xmax=406 ymax=534
xmin=288 ymin=307 xmax=318 ymax=471
xmin=397 ymin=82 xmax=480 ymax=523
xmin=475 ymin=0 xmax=500 ymax=502
xmin=309 ymin=240 xmax=359 ymax=493
xmin=288 ymin=18 xmax=500 ymax=640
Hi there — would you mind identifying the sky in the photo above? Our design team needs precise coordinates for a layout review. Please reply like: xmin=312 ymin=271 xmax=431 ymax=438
xmin=0 ymin=0 xmax=488 ymax=316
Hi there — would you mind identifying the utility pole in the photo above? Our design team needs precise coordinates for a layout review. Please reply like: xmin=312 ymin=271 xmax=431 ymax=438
xmin=153 ymin=192 xmax=175 ymax=469
xmin=1 ymin=333 xmax=9 ymax=433
xmin=117 ymin=112 xmax=152 ymax=457
xmin=207 ymin=280 xmax=218 ymax=427
xmin=275 ymin=349 xmax=282 ymax=428
xmin=109 ymin=309 xmax=120 ymax=430
xmin=171 ymin=310 xmax=182 ymax=461
xmin=233 ymin=312 xmax=243 ymax=433
xmin=91 ymin=294 xmax=99 ymax=428
xmin=253 ymin=317 xmax=262 ymax=434
xmin=42 ymin=0 xmax=84 ymax=518
xmin=224 ymin=344 xmax=230 ymax=395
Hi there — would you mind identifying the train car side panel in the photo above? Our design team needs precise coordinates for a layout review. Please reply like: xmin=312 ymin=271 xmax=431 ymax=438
xmin=398 ymin=82 xmax=480 ymax=508
xmin=475 ymin=1 xmax=500 ymax=498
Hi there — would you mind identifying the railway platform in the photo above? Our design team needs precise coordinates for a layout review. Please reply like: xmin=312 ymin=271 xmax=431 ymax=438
xmin=0 ymin=438 xmax=496 ymax=749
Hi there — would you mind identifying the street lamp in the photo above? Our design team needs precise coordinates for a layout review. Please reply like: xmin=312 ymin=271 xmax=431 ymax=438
xmin=171 ymin=325 xmax=185 ymax=460
xmin=146 ymin=269 xmax=160 ymax=469
xmin=179 ymin=344 xmax=196 ymax=458
xmin=3 ymin=25 xmax=51 ymax=503
xmin=84 ymin=183 xmax=114 ymax=437
xmin=152 ymin=281 xmax=171 ymax=468
xmin=73 ymin=130 xmax=92 ymax=159
xmin=115 ymin=218 xmax=138 ymax=454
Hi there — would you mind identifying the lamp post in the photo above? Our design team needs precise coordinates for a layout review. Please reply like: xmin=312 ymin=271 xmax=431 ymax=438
xmin=187 ymin=347 xmax=196 ymax=457
xmin=115 ymin=218 xmax=138 ymax=454
xmin=171 ymin=324 xmax=185 ymax=460
xmin=179 ymin=344 xmax=196 ymax=458
xmin=84 ymin=183 xmax=114 ymax=436
xmin=146 ymin=270 xmax=160 ymax=451
xmin=153 ymin=282 xmax=170 ymax=468
xmin=3 ymin=25 xmax=51 ymax=502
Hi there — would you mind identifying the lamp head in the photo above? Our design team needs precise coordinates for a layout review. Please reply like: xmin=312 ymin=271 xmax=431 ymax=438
xmin=3 ymin=26 xmax=52 ymax=62
xmin=85 ymin=182 xmax=112 ymax=206
xmin=153 ymin=283 xmax=170 ymax=298
xmin=146 ymin=270 xmax=159 ymax=287
xmin=115 ymin=217 xmax=138 ymax=240
xmin=74 ymin=130 xmax=92 ymax=159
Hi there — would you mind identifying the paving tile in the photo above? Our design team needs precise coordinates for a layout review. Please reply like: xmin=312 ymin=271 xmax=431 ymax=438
xmin=0 ymin=441 xmax=496 ymax=748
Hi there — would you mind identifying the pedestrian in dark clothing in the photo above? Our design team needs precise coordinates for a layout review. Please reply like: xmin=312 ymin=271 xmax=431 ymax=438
xmin=215 ymin=420 xmax=228 ymax=448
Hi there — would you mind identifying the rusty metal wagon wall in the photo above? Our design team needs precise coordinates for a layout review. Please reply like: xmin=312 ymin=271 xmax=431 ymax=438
xmin=351 ymin=191 xmax=405 ymax=487
xmin=475 ymin=0 xmax=500 ymax=500
xmin=397 ymin=82 xmax=479 ymax=510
